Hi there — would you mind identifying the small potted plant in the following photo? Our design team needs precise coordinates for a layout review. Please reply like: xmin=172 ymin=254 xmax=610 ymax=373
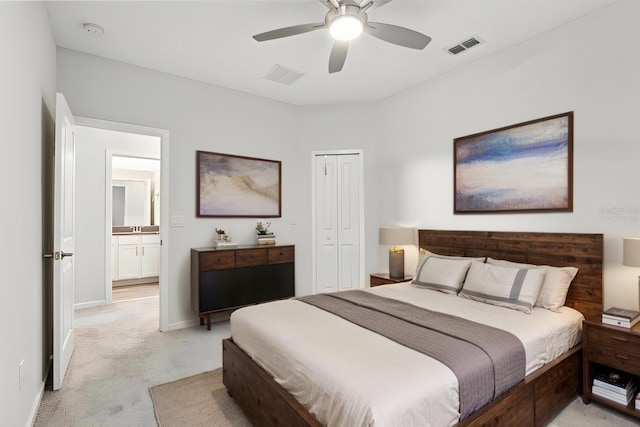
xmin=255 ymin=221 xmax=276 ymax=245
xmin=215 ymin=228 xmax=226 ymax=241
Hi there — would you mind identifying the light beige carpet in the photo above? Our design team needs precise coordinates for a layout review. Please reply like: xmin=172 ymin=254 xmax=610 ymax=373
xmin=150 ymin=368 xmax=252 ymax=427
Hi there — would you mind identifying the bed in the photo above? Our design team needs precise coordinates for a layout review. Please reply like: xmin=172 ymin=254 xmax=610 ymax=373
xmin=223 ymin=230 xmax=603 ymax=427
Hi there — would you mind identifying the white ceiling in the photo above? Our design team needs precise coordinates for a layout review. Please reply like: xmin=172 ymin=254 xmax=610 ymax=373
xmin=46 ymin=0 xmax=620 ymax=106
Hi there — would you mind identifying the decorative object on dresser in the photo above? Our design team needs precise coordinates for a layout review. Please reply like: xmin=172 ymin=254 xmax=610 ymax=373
xmin=379 ymin=226 xmax=415 ymax=279
xmin=602 ymin=307 xmax=640 ymax=328
xmin=454 ymin=111 xmax=573 ymax=213
xmin=214 ymin=228 xmax=237 ymax=248
xmin=191 ymin=244 xmax=294 ymax=330
xmin=196 ymin=150 xmax=281 ymax=218
xmin=623 ymin=237 xmax=640 ymax=310
xmin=370 ymin=273 xmax=413 ymax=287
xmin=582 ymin=317 xmax=640 ymax=420
xmin=255 ymin=220 xmax=275 ymax=245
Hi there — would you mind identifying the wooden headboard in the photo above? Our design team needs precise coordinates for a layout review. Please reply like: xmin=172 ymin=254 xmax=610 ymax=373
xmin=418 ymin=230 xmax=603 ymax=319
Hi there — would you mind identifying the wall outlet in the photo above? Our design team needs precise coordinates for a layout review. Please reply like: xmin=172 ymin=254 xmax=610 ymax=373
xmin=18 ymin=359 xmax=24 ymax=391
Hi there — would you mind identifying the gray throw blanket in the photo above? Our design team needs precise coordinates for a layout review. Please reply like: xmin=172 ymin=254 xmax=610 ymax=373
xmin=297 ymin=290 xmax=525 ymax=419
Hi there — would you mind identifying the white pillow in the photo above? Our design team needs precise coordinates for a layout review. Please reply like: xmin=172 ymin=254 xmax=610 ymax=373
xmin=459 ymin=261 xmax=545 ymax=314
xmin=486 ymin=257 xmax=578 ymax=312
xmin=412 ymin=256 xmax=473 ymax=294
xmin=416 ymin=249 xmax=485 ymax=275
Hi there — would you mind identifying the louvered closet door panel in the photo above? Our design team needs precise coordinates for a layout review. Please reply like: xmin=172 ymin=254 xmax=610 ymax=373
xmin=337 ymin=154 xmax=360 ymax=290
xmin=315 ymin=155 xmax=338 ymax=293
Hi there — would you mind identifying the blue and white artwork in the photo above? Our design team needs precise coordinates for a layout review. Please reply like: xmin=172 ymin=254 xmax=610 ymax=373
xmin=455 ymin=114 xmax=572 ymax=212
xmin=198 ymin=151 xmax=281 ymax=217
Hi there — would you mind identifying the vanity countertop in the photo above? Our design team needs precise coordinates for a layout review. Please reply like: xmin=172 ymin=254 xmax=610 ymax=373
xmin=112 ymin=231 xmax=159 ymax=235
xmin=112 ymin=225 xmax=159 ymax=235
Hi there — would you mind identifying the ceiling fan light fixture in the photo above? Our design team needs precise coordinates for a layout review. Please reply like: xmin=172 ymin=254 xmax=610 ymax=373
xmin=329 ymin=14 xmax=363 ymax=41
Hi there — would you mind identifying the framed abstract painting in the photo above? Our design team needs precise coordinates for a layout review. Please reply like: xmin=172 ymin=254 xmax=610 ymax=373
xmin=454 ymin=112 xmax=573 ymax=213
xmin=197 ymin=151 xmax=281 ymax=217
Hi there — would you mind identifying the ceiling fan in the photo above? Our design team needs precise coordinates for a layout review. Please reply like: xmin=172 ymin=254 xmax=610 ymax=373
xmin=252 ymin=0 xmax=432 ymax=73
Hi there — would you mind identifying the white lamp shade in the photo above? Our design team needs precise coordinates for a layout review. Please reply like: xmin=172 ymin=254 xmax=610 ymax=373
xmin=379 ymin=227 xmax=415 ymax=246
xmin=623 ymin=237 xmax=640 ymax=267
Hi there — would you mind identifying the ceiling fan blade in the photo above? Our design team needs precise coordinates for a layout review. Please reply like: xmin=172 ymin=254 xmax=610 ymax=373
xmin=329 ymin=41 xmax=349 ymax=73
xmin=365 ymin=22 xmax=431 ymax=49
xmin=362 ymin=0 xmax=393 ymax=9
xmin=253 ymin=23 xmax=324 ymax=42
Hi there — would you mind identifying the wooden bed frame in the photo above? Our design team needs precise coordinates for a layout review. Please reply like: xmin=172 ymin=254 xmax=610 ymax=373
xmin=223 ymin=230 xmax=603 ymax=427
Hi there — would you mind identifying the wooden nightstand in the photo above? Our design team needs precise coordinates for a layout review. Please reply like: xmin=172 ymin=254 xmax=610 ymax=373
xmin=370 ymin=273 xmax=413 ymax=287
xmin=582 ymin=317 xmax=640 ymax=419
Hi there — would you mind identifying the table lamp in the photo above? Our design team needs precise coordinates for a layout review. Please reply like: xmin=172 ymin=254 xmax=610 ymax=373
xmin=623 ymin=237 xmax=640 ymax=310
xmin=379 ymin=227 xmax=415 ymax=279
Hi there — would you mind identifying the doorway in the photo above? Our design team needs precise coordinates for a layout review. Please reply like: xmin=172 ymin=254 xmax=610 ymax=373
xmin=311 ymin=150 xmax=365 ymax=294
xmin=74 ymin=117 xmax=170 ymax=331
xmin=110 ymin=155 xmax=161 ymax=300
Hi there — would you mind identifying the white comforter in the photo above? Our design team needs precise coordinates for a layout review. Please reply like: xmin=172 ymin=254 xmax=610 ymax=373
xmin=230 ymin=283 xmax=584 ymax=427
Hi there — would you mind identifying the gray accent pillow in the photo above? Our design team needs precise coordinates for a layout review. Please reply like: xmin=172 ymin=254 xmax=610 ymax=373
xmin=459 ymin=261 xmax=545 ymax=314
xmin=486 ymin=258 xmax=578 ymax=312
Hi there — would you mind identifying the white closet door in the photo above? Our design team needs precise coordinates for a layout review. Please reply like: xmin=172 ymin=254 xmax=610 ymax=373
xmin=315 ymin=155 xmax=338 ymax=293
xmin=337 ymin=154 xmax=360 ymax=290
xmin=314 ymin=154 xmax=360 ymax=293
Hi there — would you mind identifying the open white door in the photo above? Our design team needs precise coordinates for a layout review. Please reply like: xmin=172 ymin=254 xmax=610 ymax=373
xmin=52 ymin=93 xmax=76 ymax=390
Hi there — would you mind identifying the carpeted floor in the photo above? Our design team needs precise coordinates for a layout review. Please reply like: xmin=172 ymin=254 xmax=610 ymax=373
xmin=34 ymin=296 xmax=640 ymax=427
xmin=34 ymin=296 xmax=231 ymax=426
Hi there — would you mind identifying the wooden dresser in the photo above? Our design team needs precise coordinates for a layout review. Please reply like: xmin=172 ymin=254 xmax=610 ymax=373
xmin=191 ymin=244 xmax=295 ymax=330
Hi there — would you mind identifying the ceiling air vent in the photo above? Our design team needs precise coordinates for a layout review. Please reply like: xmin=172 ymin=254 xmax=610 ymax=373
xmin=263 ymin=64 xmax=303 ymax=86
xmin=446 ymin=36 xmax=484 ymax=56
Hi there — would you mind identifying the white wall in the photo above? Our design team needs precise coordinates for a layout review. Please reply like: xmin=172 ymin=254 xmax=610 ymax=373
xmin=0 ymin=2 xmax=57 ymax=426
xmin=373 ymin=0 xmax=640 ymax=310
xmin=57 ymin=49 xmax=302 ymax=328
xmin=57 ymin=0 xmax=640 ymax=337
xmin=74 ymin=126 xmax=160 ymax=306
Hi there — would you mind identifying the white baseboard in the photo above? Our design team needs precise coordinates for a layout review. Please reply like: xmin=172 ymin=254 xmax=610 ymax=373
xmin=167 ymin=318 xmax=200 ymax=330
xmin=26 ymin=358 xmax=50 ymax=427
xmin=74 ymin=300 xmax=108 ymax=310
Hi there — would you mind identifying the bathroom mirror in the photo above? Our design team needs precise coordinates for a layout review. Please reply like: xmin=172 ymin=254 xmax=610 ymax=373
xmin=112 ymin=156 xmax=160 ymax=227
xmin=112 ymin=179 xmax=151 ymax=226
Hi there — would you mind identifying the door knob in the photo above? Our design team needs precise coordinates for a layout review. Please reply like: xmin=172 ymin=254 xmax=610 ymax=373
xmin=43 ymin=251 xmax=74 ymax=260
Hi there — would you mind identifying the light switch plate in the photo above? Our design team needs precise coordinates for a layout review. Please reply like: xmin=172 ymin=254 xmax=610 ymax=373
xmin=171 ymin=215 xmax=184 ymax=227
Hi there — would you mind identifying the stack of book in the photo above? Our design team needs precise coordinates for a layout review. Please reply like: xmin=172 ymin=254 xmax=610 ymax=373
xmin=214 ymin=240 xmax=237 ymax=248
xmin=636 ymin=392 xmax=640 ymax=410
xmin=257 ymin=234 xmax=276 ymax=245
xmin=592 ymin=369 xmax=636 ymax=406
xmin=602 ymin=307 xmax=640 ymax=328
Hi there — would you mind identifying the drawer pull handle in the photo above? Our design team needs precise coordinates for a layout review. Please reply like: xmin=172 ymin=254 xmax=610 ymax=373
xmin=615 ymin=353 xmax=630 ymax=360
xmin=611 ymin=336 xmax=630 ymax=343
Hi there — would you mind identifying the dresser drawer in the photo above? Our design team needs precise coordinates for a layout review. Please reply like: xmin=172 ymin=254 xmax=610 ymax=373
xmin=588 ymin=343 xmax=640 ymax=374
xmin=236 ymin=249 xmax=268 ymax=267
xmin=588 ymin=326 xmax=640 ymax=354
xmin=199 ymin=251 xmax=235 ymax=271
xmin=268 ymin=246 xmax=294 ymax=264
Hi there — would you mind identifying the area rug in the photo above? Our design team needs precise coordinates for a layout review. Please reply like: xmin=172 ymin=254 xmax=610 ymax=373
xmin=149 ymin=368 xmax=252 ymax=427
